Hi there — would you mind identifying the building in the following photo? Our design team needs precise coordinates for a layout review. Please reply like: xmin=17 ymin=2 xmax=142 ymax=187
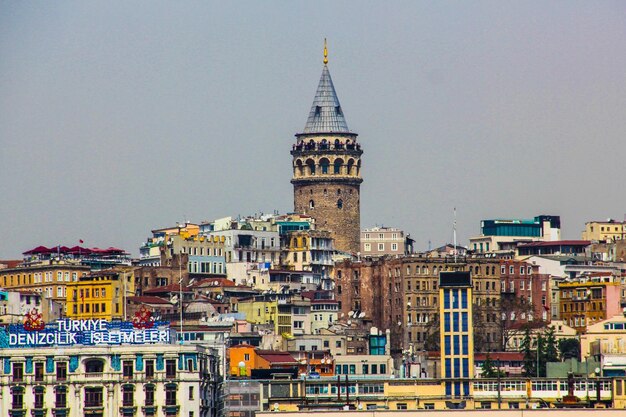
xmin=499 ymin=259 xmax=551 ymax=324
xmin=559 ymin=274 xmax=622 ymax=333
xmin=281 ymin=229 xmax=334 ymax=281
xmin=0 ymin=262 xmax=90 ymax=320
xmin=582 ymin=219 xmax=626 ymax=242
xmin=439 ymin=271 xmax=474 ymax=399
xmin=0 ymin=316 xmax=220 ymax=417
xmin=65 ymin=268 xmax=135 ymax=321
xmin=516 ymin=240 xmax=591 ymax=257
xmin=581 ymin=314 xmax=626 ymax=376
xmin=360 ymin=227 xmax=412 ymax=257
xmin=0 ymin=289 xmax=41 ymax=324
xmin=290 ymin=43 xmax=363 ymax=254
xmin=469 ymin=215 xmax=561 ymax=255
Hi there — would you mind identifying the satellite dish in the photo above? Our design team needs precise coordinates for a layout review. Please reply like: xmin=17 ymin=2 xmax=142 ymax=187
xmin=340 ymin=313 xmax=345 ymax=318
xmin=359 ymin=312 xmax=365 ymax=318
xmin=348 ymin=311 xmax=354 ymax=317
xmin=347 ymin=320 xmax=352 ymax=325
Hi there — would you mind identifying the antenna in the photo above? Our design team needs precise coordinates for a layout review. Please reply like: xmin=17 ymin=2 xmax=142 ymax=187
xmin=453 ymin=207 xmax=458 ymax=263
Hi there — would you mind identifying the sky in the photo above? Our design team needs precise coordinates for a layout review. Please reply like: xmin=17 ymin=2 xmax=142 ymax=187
xmin=2 ymin=1 xmax=626 ymax=258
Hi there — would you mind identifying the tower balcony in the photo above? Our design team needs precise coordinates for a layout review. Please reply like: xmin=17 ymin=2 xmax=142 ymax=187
xmin=291 ymin=176 xmax=362 ymax=186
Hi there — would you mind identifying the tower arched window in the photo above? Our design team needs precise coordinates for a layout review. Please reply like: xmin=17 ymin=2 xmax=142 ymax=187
xmin=337 ymin=199 xmax=343 ymax=209
xmin=319 ymin=158 xmax=330 ymax=174
xmin=309 ymin=200 xmax=315 ymax=209
xmin=306 ymin=159 xmax=315 ymax=175
xmin=347 ymin=159 xmax=355 ymax=176
xmin=334 ymin=158 xmax=343 ymax=174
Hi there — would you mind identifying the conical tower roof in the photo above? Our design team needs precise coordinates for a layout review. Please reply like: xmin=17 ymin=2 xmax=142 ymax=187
xmin=302 ymin=65 xmax=350 ymax=134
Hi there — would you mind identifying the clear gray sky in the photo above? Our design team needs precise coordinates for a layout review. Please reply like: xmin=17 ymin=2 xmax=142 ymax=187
xmin=2 ymin=1 xmax=626 ymax=258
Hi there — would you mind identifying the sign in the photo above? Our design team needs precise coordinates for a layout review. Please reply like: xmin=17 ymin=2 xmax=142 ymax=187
xmin=2 ymin=317 xmax=172 ymax=348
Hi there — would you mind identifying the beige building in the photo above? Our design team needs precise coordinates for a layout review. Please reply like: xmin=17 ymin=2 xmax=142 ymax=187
xmin=582 ymin=219 xmax=626 ymax=242
xmin=360 ymin=227 xmax=409 ymax=256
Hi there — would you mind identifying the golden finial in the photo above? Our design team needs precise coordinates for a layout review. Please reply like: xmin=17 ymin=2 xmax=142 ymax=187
xmin=323 ymin=38 xmax=328 ymax=65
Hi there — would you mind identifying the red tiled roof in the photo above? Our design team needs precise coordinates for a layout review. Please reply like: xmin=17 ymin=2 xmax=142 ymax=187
xmin=144 ymin=284 xmax=193 ymax=294
xmin=0 ymin=260 xmax=22 ymax=268
xmin=257 ymin=351 xmax=298 ymax=365
xmin=192 ymin=277 xmax=237 ymax=288
xmin=127 ymin=296 xmax=172 ymax=305
xmin=475 ymin=352 xmax=524 ymax=361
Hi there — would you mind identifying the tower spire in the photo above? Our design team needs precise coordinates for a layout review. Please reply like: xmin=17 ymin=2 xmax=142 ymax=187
xmin=323 ymin=38 xmax=328 ymax=65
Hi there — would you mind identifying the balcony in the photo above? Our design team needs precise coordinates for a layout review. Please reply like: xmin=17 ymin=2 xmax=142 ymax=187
xmin=51 ymin=409 xmax=68 ymax=417
xmin=119 ymin=406 xmax=137 ymax=416
xmin=30 ymin=409 xmax=47 ymax=417
xmin=9 ymin=410 xmax=26 ymax=417
xmin=141 ymin=407 xmax=158 ymax=417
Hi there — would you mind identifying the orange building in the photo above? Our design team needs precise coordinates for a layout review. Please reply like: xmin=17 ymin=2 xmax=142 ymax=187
xmin=227 ymin=344 xmax=298 ymax=377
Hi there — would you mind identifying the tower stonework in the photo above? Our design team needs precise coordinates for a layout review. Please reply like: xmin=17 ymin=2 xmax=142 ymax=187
xmin=291 ymin=48 xmax=363 ymax=254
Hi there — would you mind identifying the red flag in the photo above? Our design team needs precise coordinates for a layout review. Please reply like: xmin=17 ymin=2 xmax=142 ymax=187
xmin=79 ymin=239 xmax=84 ymax=244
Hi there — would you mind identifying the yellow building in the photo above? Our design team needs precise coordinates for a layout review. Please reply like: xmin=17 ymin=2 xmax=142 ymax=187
xmin=582 ymin=220 xmax=625 ymax=242
xmin=0 ymin=262 xmax=90 ymax=320
xmin=66 ymin=268 xmax=135 ymax=320
xmin=236 ymin=296 xmax=279 ymax=331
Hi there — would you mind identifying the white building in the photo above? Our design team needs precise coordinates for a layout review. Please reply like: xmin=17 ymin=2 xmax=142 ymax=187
xmin=0 ymin=319 xmax=220 ymax=417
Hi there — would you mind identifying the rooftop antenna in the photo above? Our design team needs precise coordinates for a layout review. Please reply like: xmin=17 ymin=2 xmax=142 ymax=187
xmin=453 ymin=207 xmax=458 ymax=263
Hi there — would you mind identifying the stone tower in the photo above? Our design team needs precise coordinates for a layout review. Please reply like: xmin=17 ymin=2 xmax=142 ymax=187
xmin=291 ymin=43 xmax=363 ymax=254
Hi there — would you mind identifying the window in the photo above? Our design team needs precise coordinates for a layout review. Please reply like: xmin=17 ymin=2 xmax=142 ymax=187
xmin=391 ymin=243 xmax=398 ymax=251
xmin=11 ymin=388 xmax=23 ymax=409
xmin=337 ymin=199 xmax=343 ymax=209
xmin=145 ymin=385 xmax=155 ymax=406
xmin=34 ymin=387 xmax=45 ymax=408
xmin=55 ymin=386 xmax=67 ymax=408
xmin=165 ymin=385 xmax=177 ymax=406
xmin=12 ymin=362 xmax=23 ymax=382
xmin=364 ymin=243 xmax=371 ymax=251
xmin=85 ymin=359 xmax=104 ymax=374
xmin=396 ymin=403 xmax=407 ymax=410
xmin=244 ymin=354 xmax=250 ymax=361
xmin=378 ymin=243 xmax=384 ymax=251
xmin=309 ymin=200 xmax=315 ymax=209
xmin=122 ymin=386 xmax=134 ymax=406
xmin=85 ymin=387 xmax=103 ymax=407
xmin=35 ymin=362 xmax=44 ymax=382
xmin=145 ymin=360 xmax=154 ymax=379
xmin=56 ymin=362 xmax=67 ymax=381
xmin=123 ymin=360 xmax=133 ymax=379
xmin=166 ymin=359 xmax=176 ymax=378
xmin=189 ymin=386 xmax=194 ymax=400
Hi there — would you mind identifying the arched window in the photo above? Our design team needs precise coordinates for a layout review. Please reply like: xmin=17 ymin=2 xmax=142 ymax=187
xmin=295 ymin=159 xmax=304 ymax=177
xmin=337 ymin=199 xmax=343 ymax=209
xmin=306 ymin=159 xmax=315 ymax=175
xmin=85 ymin=359 xmax=104 ymax=374
xmin=319 ymin=158 xmax=330 ymax=174
xmin=309 ymin=200 xmax=315 ymax=209
xmin=347 ymin=159 xmax=355 ymax=175
xmin=337 ymin=189 xmax=341 ymax=195
xmin=334 ymin=158 xmax=343 ymax=174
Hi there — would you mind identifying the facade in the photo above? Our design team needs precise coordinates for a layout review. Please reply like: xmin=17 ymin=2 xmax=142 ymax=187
xmin=439 ymin=271 xmax=474 ymax=399
xmin=281 ymin=230 xmax=334 ymax=280
xmin=558 ymin=275 xmax=622 ymax=333
xmin=499 ymin=259 xmax=551 ymax=323
xmin=0 ymin=263 xmax=90 ymax=320
xmin=291 ymin=45 xmax=363 ymax=254
xmin=0 ymin=317 xmax=220 ymax=417
xmin=65 ymin=268 xmax=135 ymax=320
xmin=0 ymin=289 xmax=41 ymax=324
xmin=360 ymin=227 xmax=409 ymax=256
xmin=582 ymin=220 xmax=626 ymax=242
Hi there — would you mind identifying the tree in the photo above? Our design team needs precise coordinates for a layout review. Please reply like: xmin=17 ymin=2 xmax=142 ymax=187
xmin=481 ymin=353 xmax=506 ymax=378
xmin=536 ymin=335 xmax=545 ymax=377
xmin=558 ymin=338 xmax=581 ymax=361
xmin=520 ymin=325 xmax=536 ymax=377
xmin=543 ymin=326 xmax=559 ymax=363
xmin=423 ymin=313 xmax=440 ymax=351
xmin=498 ymin=295 xmax=535 ymax=350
